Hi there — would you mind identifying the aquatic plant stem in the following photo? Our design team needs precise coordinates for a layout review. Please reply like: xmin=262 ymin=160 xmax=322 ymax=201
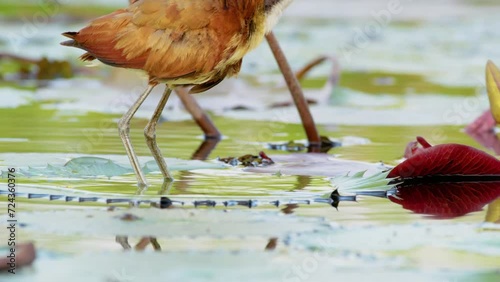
xmin=175 ymin=87 xmax=221 ymax=139
xmin=266 ymin=32 xmax=321 ymax=147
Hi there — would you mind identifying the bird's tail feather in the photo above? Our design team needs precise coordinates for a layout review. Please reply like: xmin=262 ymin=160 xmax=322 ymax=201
xmin=60 ymin=32 xmax=79 ymax=47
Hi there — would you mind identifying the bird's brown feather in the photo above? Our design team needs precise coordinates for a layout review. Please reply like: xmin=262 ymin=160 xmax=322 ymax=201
xmin=62 ymin=0 xmax=265 ymax=86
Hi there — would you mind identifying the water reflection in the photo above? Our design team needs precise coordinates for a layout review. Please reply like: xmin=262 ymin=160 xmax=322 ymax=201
xmin=116 ymin=235 xmax=279 ymax=252
xmin=116 ymin=236 xmax=162 ymax=251
xmin=331 ymin=182 xmax=500 ymax=219
xmin=290 ymin=175 xmax=312 ymax=191
xmin=190 ymin=138 xmax=220 ymax=161
xmin=388 ymin=182 xmax=500 ymax=218
xmin=267 ymin=136 xmax=340 ymax=154
xmin=173 ymin=138 xmax=220 ymax=193
xmin=170 ymin=138 xmax=319 ymax=195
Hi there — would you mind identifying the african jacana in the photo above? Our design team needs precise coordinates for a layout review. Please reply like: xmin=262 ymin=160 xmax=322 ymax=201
xmin=123 ymin=1 xmax=320 ymax=144
xmin=62 ymin=0 xmax=295 ymax=188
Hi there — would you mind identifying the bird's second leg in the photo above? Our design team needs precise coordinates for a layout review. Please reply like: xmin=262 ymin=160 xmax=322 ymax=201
xmin=144 ymin=86 xmax=173 ymax=181
xmin=116 ymin=236 xmax=131 ymax=250
xmin=118 ymin=83 xmax=157 ymax=188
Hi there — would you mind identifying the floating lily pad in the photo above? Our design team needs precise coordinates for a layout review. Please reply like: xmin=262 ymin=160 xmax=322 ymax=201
xmin=64 ymin=157 xmax=132 ymax=177
xmin=291 ymin=223 xmax=500 ymax=257
xmin=0 ymin=154 xmax=227 ymax=179
xmin=12 ymin=209 xmax=332 ymax=238
xmin=245 ymin=153 xmax=389 ymax=177
xmin=1 ymin=251 xmax=446 ymax=282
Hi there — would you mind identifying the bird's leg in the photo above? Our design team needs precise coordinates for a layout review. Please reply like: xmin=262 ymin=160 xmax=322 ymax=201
xmin=150 ymin=238 xmax=162 ymax=251
xmin=116 ymin=236 xmax=131 ymax=250
xmin=158 ymin=180 xmax=173 ymax=195
xmin=175 ymin=87 xmax=221 ymax=139
xmin=265 ymin=32 xmax=321 ymax=147
xmin=118 ymin=83 xmax=157 ymax=188
xmin=144 ymin=86 xmax=173 ymax=181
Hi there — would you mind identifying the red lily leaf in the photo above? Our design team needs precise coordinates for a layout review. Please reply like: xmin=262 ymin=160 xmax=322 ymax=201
xmin=389 ymin=182 xmax=500 ymax=218
xmin=388 ymin=136 xmax=500 ymax=179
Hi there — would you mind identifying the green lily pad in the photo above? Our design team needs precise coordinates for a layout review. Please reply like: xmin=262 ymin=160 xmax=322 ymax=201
xmin=12 ymin=209 xmax=332 ymax=238
xmin=0 ymin=154 xmax=227 ymax=179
